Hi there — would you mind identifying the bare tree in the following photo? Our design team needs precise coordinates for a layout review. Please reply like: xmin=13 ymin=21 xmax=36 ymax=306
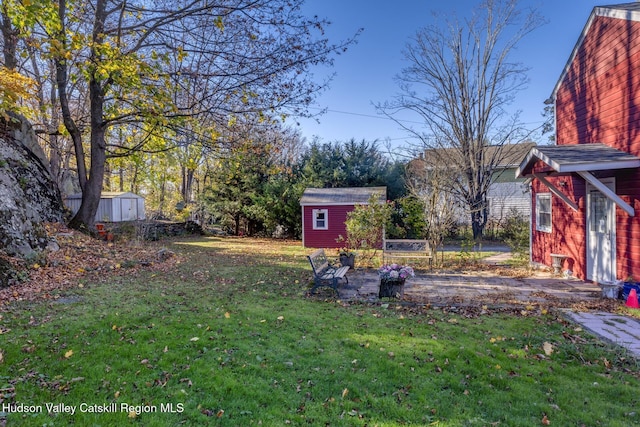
xmin=405 ymin=157 xmax=459 ymax=263
xmin=379 ymin=0 xmax=543 ymax=239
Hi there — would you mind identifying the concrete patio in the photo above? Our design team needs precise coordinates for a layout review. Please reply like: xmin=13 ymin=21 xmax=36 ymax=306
xmin=337 ymin=268 xmax=602 ymax=306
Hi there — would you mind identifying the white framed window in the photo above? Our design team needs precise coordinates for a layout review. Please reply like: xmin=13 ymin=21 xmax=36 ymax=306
xmin=536 ymin=193 xmax=552 ymax=233
xmin=312 ymin=209 xmax=328 ymax=230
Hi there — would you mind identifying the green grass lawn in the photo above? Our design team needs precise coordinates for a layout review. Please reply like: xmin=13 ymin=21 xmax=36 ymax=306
xmin=1 ymin=236 xmax=639 ymax=426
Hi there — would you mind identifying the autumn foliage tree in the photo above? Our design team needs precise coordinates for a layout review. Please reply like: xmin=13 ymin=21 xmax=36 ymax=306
xmin=0 ymin=66 xmax=34 ymax=118
xmin=1 ymin=0 xmax=358 ymax=231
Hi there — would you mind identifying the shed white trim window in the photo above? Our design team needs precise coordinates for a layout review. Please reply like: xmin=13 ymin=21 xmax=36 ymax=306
xmin=312 ymin=209 xmax=328 ymax=230
xmin=536 ymin=193 xmax=552 ymax=233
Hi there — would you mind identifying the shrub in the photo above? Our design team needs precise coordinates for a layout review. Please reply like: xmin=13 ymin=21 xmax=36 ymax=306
xmin=500 ymin=208 xmax=529 ymax=255
xmin=344 ymin=193 xmax=392 ymax=260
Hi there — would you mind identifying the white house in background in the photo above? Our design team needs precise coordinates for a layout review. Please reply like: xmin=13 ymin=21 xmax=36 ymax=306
xmin=486 ymin=162 xmax=531 ymax=222
xmin=408 ymin=142 xmax=534 ymax=224
xmin=65 ymin=191 xmax=146 ymax=222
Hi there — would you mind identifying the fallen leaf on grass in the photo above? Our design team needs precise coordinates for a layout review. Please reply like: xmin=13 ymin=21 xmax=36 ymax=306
xmin=0 ymin=223 xmax=182 ymax=307
xmin=541 ymin=414 xmax=550 ymax=425
xmin=224 ymin=312 xmax=230 ymax=319
xmin=21 ymin=345 xmax=36 ymax=353
xmin=190 ymin=337 xmax=199 ymax=342
xmin=342 ymin=388 xmax=349 ymax=398
xmin=64 ymin=349 xmax=73 ymax=358
xmin=543 ymin=342 xmax=554 ymax=356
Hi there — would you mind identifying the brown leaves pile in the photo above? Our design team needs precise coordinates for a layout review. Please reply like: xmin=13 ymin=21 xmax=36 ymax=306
xmin=0 ymin=223 xmax=177 ymax=308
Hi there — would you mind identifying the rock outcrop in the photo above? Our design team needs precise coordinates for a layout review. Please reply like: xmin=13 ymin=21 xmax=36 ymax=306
xmin=0 ymin=114 xmax=64 ymax=258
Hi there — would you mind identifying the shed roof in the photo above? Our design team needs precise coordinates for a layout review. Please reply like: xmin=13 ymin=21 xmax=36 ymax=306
xmin=516 ymin=143 xmax=640 ymax=177
xmin=65 ymin=191 xmax=143 ymax=200
xmin=300 ymin=187 xmax=387 ymax=206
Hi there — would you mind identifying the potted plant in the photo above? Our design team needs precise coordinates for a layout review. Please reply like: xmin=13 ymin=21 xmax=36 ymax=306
xmin=338 ymin=247 xmax=356 ymax=268
xmin=378 ymin=263 xmax=415 ymax=299
xmin=336 ymin=235 xmax=357 ymax=268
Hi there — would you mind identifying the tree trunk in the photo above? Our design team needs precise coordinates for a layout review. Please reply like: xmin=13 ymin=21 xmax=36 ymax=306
xmin=27 ymin=44 xmax=64 ymax=188
xmin=68 ymin=77 xmax=107 ymax=229
xmin=234 ymin=213 xmax=241 ymax=236
xmin=182 ymin=166 xmax=195 ymax=203
xmin=104 ymin=158 xmax=111 ymax=190
xmin=158 ymin=171 xmax=166 ymax=213
xmin=130 ymin=164 xmax=139 ymax=194
xmin=0 ymin=9 xmax=18 ymax=70
xmin=67 ymin=0 xmax=108 ymax=230
xmin=55 ymin=0 xmax=87 ymax=192
xmin=470 ymin=197 xmax=488 ymax=240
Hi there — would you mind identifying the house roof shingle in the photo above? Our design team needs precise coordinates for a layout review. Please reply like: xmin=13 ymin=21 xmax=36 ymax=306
xmin=516 ymin=143 xmax=640 ymax=177
xmin=299 ymin=187 xmax=387 ymax=205
xmin=411 ymin=142 xmax=536 ymax=173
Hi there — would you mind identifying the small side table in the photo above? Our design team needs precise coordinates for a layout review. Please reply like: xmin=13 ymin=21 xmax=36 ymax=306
xmin=550 ymin=253 xmax=569 ymax=275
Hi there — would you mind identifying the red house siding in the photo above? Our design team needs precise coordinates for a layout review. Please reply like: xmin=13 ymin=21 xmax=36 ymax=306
xmin=302 ymin=205 xmax=354 ymax=248
xmin=557 ymin=16 xmax=640 ymax=152
xmin=613 ymin=171 xmax=640 ymax=280
xmin=532 ymin=13 xmax=640 ymax=281
xmin=531 ymin=176 xmax=587 ymax=279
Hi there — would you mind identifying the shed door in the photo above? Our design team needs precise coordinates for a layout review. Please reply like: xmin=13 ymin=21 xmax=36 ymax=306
xmin=121 ymin=198 xmax=137 ymax=221
xmin=586 ymin=179 xmax=616 ymax=284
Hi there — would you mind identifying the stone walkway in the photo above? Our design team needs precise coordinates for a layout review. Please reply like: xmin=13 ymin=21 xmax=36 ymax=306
xmin=330 ymin=264 xmax=640 ymax=359
xmin=562 ymin=311 xmax=640 ymax=357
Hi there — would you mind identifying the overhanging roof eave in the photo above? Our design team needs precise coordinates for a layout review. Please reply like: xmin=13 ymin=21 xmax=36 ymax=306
xmin=516 ymin=145 xmax=640 ymax=178
xmin=517 ymin=158 xmax=640 ymax=177
xmin=556 ymin=159 xmax=640 ymax=173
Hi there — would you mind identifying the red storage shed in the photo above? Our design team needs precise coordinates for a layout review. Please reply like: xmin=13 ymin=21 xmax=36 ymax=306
xmin=300 ymin=187 xmax=386 ymax=248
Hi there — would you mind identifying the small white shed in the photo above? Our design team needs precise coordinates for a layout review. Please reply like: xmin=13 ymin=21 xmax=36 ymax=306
xmin=65 ymin=191 xmax=146 ymax=222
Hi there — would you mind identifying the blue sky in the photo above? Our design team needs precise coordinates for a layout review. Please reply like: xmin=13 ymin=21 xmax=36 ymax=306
xmin=295 ymin=0 xmax=612 ymax=149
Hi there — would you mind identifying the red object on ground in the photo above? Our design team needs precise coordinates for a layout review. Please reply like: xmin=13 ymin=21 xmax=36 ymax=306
xmin=626 ymin=289 xmax=639 ymax=309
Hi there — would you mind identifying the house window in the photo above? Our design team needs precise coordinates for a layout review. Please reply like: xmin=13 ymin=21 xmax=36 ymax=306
xmin=312 ymin=209 xmax=328 ymax=230
xmin=536 ymin=193 xmax=552 ymax=233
